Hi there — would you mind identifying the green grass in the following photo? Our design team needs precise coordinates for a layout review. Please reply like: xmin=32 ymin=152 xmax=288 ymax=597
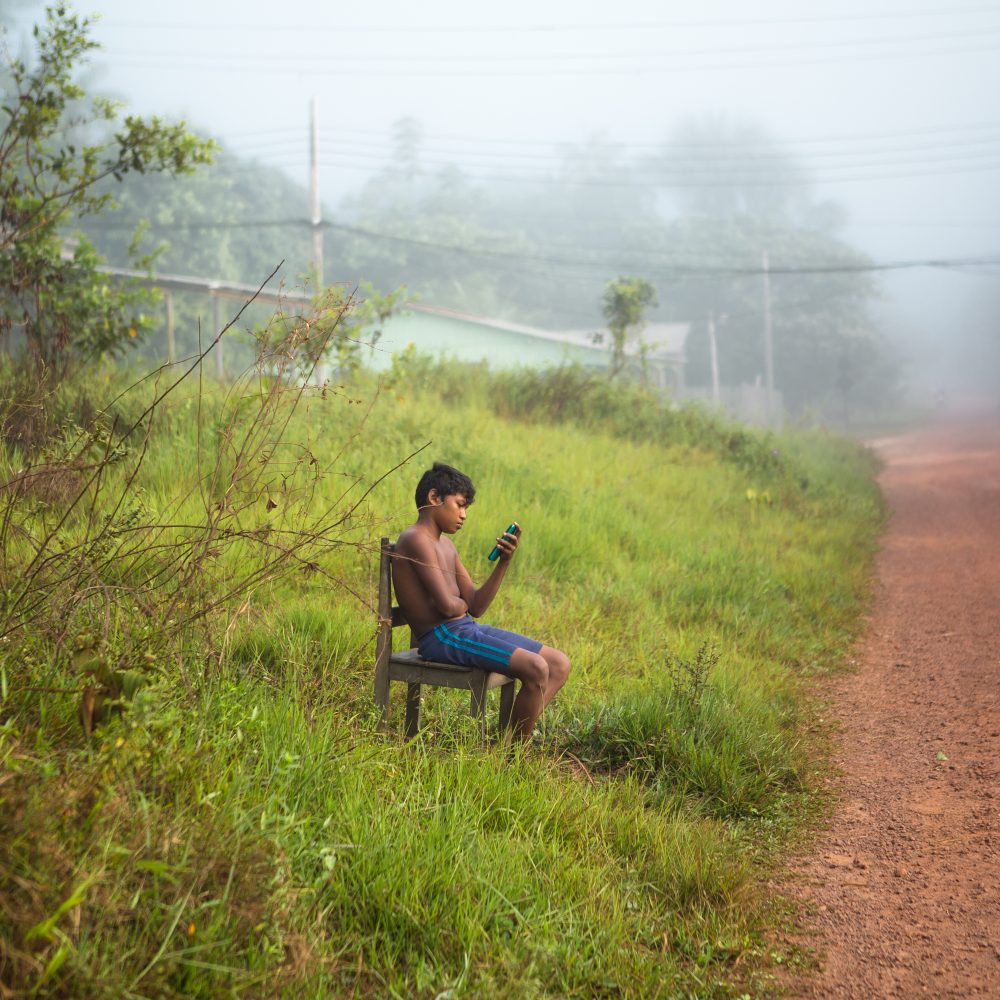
xmin=0 ymin=360 xmax=883 ymax=998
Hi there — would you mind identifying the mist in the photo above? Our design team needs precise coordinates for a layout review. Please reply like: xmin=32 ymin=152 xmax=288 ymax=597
xmin=6 ymin=0 xmax=999 ymax=416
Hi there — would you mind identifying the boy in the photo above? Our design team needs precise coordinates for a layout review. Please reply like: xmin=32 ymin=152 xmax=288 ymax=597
xmin=392 ymin=462 xmax=570 ymax=741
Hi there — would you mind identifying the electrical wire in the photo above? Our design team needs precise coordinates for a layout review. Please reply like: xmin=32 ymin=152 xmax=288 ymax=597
xmin=110 ymin=37 xmax=1000 ymax=77
xmin=101 ymin=24 xmax=1000 ymax=65
xmin=78 ymin=215 xmax=1000 ymax=276
xmin=225 ymin=132 xmax=1000 ymax=167
xmin=95 ymin=5 xmax=1000 ymax=35
xmin=209 ymin=148 xmax=1000 ymax=185
xmin=222 ymin=118 xmax=1000 ymax=150
xmin=329 ymin=223 xmax=1000 ymax=275
xmin=264 ymin=140 xmax=1000 ymax=173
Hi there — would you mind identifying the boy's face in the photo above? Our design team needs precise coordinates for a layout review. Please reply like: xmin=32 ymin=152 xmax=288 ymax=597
xmin=429 ymin=490 xmax=470 ymax=534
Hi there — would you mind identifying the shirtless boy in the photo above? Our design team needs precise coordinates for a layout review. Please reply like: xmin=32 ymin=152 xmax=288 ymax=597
xmin=392 ymin=462 xmax=570 ymax=740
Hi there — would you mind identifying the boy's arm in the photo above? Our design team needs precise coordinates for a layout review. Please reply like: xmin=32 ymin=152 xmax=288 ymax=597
xmin=401 ymin=531 xmax=469 ymax=619
xmin=455 ymin=527 xmax=520 ymax=618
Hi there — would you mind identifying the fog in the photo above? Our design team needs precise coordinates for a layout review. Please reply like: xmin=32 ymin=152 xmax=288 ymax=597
xmin=8 ymin=0 xmax=1000 ymax=408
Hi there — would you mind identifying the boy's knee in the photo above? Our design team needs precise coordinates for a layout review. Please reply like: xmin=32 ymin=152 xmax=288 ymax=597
xmin=546 ymin=649 xmax=571 ymax=684
xmin=557 ymin=650 xmax=571 ymax=679
xmin=517 ymin=652 xmax=549 ymax=690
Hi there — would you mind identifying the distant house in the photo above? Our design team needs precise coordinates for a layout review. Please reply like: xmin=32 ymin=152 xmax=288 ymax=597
xmin=368 ymin=303 xmax=689 ymax=390
xmin=86 ymin=260 xmax=692 ymax=392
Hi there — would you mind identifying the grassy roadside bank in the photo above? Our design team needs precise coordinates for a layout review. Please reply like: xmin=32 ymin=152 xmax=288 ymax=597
xmin=0 ymin=360 xmax=882 ymax=998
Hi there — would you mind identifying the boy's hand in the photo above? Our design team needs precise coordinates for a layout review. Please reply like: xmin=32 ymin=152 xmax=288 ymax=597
xmin=494 ymin=523 xmax=521 ymax=563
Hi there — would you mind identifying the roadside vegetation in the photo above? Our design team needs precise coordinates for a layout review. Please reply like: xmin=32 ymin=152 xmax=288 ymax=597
xmin=1 ymin=336 xmax=882 ymax=998
xmin=2 ymin=10 xmax=885 ymax=994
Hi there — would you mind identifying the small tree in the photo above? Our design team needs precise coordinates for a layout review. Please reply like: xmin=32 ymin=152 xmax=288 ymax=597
xmin=0 ymin=4 xmax=214 ymax=378
xmin=599 ymin=275 xmax=658 ymax=377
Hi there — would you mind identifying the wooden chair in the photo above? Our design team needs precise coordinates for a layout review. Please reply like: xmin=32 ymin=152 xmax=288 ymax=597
xmin=374 ymin=537 xmax=516 ymax=738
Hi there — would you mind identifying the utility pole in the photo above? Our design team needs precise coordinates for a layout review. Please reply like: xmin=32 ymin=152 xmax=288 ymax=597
xmin=707 ymin=310 xmax=720 ymax=406
xmin=310 ymin=96 xmax=323 ymax=287
xmin=761 ymin=249 xmax=775 ymax=425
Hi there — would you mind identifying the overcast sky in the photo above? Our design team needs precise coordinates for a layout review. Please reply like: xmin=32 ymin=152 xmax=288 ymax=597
xmin=8 ymin=0 xmax=1000 ymax=384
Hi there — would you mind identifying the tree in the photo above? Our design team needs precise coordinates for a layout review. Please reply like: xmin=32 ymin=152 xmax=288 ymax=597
xmin=335 ymin=122 xmax=661 ymax=329
xmin=599 ymin=275 xmax=658 ymax=377
xmin=0 ymin=4 xmax=214 ymax=377
xmin=649 ymin=114 xmax=818 ymax=224
xmin=656 ymin=214 xmax=894 ymax=414
xmin=80 ymin=147 xmax=314 ymax=367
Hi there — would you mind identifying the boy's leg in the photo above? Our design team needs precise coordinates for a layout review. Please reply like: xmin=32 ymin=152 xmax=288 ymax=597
xmin=505 ymin=648 xmax=549 ymax=740
xmin=418 ymin=620 xmax=570 ymax=740
xmin=505 ymin=646 xmax=570 ymax=739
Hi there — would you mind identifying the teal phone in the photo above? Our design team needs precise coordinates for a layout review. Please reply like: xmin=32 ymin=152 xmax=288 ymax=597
xmin=488 ymin=522 xmax=520 ymax=561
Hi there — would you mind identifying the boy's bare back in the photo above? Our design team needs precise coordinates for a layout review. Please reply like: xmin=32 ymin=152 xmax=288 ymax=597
xmin=392 ymin=526 xmax=468 ymax=639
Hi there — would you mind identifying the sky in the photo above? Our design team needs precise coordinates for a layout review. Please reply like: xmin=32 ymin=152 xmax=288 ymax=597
xmin=7 ymin=0 xmax=1000 ymax=389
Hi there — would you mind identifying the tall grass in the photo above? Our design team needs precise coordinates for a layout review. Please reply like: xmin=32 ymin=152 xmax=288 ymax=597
xmin=0 ymin=357 xmax=882 ymax=998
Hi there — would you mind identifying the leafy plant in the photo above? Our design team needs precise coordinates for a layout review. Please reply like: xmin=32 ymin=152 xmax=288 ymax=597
xmin=597 ymin=274 xmax=659 ymax=377
xmin=0 ymin=4 xmax=214 ymax=377
xmin=269 ymin=280 xmax=410 ymax=377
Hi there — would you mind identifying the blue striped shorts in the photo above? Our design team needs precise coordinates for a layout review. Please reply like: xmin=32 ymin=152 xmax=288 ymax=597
xmin=417 ymin=616 xmax=543 ymax=673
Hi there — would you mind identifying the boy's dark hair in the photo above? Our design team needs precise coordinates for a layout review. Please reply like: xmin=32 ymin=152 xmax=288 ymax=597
xmin=415 ymin=462 xmax=476 ymax=509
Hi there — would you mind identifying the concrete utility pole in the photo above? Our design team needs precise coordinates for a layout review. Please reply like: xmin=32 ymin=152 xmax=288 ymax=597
xmin=761 ymin=249 xmax=775 ymax=425
xmin=707 ymin=310 xmax=720 ymax=406
xmin=310 ymin=96 xmax=323 ymax=287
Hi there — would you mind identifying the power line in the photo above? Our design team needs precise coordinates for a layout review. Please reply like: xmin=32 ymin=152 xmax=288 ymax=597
xmin=238 ymin=139 xmax=1000 ymax=175
xmin=112 ymin=38 xmax=1000 ymax=77
xmin=226 ymin=131 xmax=1000 ymax=166
xmin=203 ymin=117 xmax=1000 ymax=197
xmin=330 ymin=224 xmax=1000 ymax=275
xmin=96 ymin=5 xmax=1000 ymax=35
xmin=103 ymin=24 xmax=1000 ymax=65
xmin=221 ymin=128 xmax=1000 ymax=168
xmin=211 ymin=147 xmax=1000 ymax=185
xmin=86 ymin=219 xmax=308 ymax=232
xmin=208 ymin=121 xmax=1000 ymax=176
xmin=325 ymin=153 xmax=1000 ymax=182
xmin=85 ymin=208 xmax=1000 ymax=235
xmin=222 ymin=118 xmax=1000 ymax=150
xmin=850 ymin=220 xmax=1000 ymax=228
xmin=82 ymin=215 xmax=1000 ymax=275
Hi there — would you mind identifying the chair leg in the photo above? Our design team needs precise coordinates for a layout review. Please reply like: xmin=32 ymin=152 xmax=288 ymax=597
xmin=374 ymin=670 xmax=390 ymax=733
xmin=499 ymin=680 xmax=515 ymax=733
xmin=470 ymin=673 xmax=489 ymax=737
xmin=405 ymin=682 xmax=421 ymax=739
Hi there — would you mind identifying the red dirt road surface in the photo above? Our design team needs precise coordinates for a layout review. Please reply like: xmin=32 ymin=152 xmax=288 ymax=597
xmin=782 ymin=417 xmax=1000 ymax=999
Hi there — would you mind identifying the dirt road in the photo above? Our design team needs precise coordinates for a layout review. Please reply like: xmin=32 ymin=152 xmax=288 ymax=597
xmin=782 ymin=417 xmax=1000 ymax=999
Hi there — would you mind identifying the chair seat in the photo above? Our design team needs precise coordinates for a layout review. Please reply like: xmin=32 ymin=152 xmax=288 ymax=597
xmin=388 ymin=648 xmax=515 ymax=691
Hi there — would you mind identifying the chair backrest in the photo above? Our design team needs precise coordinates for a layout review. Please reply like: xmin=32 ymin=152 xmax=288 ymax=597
xmin=374 ymin=538 xmax=398 ymax=725
xmin=377 ymin=537 xmax=411 ymax=647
